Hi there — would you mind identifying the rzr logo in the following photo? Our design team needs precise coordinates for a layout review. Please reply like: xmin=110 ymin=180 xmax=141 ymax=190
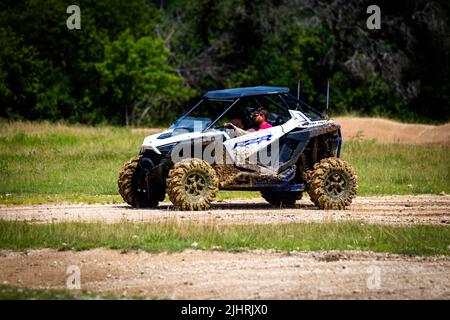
xmin=233 ymin=134 xmax=272 ymax=149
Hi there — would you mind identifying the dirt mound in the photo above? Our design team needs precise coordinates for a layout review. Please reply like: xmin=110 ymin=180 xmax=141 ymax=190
xmin=335 ymin=117 xmax=450 ymax=145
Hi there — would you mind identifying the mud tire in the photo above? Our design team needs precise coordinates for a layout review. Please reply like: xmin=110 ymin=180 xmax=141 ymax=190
xmin=307 ymin=157 xmax=358 ymax=210
xmin=261 ymin=191 xmax=302 ymax=207
xmin=118 ymin=156 xmax=161 ymax=208
xmin=167 ymin=158 xmax=218 ymax=211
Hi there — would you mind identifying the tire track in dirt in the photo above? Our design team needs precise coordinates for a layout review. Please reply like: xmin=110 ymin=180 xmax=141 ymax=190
xmin=0 ymin=195 xmax=449 ymax=226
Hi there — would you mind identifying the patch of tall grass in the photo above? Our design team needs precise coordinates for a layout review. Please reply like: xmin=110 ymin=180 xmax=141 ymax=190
xmin=0 ymin=220 xmax=449 ymax=256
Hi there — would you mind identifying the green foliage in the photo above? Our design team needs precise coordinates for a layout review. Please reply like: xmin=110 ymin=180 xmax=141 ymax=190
xmin=0 ymin=0 xmax=449 ymax=124
xmin=0 ymin=27 xmax=45 ymax=119
xmin=228 ymin=23 xmax=333 ymax=104
xmin=329 ymin=72 xmax=407 ymax=118
xmin=165 ymin=0 xmax=450 ymax=123
xmin=0 ymin=0 xmax=190 ymax=125
xmin=96 ymin=32 xmax=194 ymax=126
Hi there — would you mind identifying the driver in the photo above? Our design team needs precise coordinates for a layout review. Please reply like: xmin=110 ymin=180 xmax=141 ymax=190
xmin=224 ymin=107 xmax=272 ymax=135
xmin=251 ymin=108 xmax=272 ymax=131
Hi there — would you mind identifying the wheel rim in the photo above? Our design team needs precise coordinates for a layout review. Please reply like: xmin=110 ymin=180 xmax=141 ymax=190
xmin=324 ymin=171 xmax=348 ymax=199
xmin=184 ymin=171 xmax=208 ymax=198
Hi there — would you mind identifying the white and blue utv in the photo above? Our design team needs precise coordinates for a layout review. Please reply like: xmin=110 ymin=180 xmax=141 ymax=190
xmin=118 ymin=86 xmax=358 ymax=210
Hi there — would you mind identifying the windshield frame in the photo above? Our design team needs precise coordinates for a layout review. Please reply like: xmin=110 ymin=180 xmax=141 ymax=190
xmin=170 ymin=97 xmax=240 ymax=133
xmin=173 ymin=98 xmax=206 ymax=124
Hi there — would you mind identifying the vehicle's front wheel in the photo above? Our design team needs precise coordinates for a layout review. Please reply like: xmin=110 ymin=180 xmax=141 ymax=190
xmin=261 ymin=191 xmax=302 ymax=207
xmin=307 ymin=157 xmax=358 ymax=210
xmin=118 ymin=156 xmax=164 ymax=208
xmin=167 ymin=158 xmax=218 ymax=210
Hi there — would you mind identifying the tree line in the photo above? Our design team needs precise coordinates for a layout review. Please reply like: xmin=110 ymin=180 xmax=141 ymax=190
xmin=1 ymin=0 xmax=449 ymax=126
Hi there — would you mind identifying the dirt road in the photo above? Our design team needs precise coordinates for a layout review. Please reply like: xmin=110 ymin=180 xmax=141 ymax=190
xmin=1 ymin=248 xmax=449 ymax=299
xmin=1 ymin=195 xmax=449 ymax=226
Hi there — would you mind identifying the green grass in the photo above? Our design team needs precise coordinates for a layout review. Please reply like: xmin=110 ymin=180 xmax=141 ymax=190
xmin=341 ymin=140 xmax=450 ymax=195
xmin=1 ymin=221 xmax=449 ymax=256
xmin=0 ymin=120 xmax=449 ymax=204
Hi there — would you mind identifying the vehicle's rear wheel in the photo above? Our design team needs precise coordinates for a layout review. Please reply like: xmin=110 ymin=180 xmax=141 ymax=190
xmin=307 ymin=157 xmax=358 ymax=210
xmin=261 ymin=191 xmax=302 ymax=207
xmin=118 ymin=156 xmax=164 ymax=208
xmin=167 ymin=158 xmax=218 ymax=210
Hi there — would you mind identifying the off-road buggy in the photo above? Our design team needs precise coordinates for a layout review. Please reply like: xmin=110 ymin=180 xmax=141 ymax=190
xmin=118 ymin=86 xmax=358 ymax=210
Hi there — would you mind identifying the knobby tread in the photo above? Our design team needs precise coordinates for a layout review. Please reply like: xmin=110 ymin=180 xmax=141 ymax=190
xmin=118 ymin=156 xmax=159 ymax=208
xmin=167 ymin=158 xmax=218 ymax=211
xmin=307 ymin=157 xmax=358 ymax=210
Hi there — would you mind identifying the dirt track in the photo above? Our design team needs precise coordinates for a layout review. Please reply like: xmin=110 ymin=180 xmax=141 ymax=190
xmin=1 ymin=195 xmax=449 ymax=226
xmin=1 ymin=248 xmax=449 ymax=299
